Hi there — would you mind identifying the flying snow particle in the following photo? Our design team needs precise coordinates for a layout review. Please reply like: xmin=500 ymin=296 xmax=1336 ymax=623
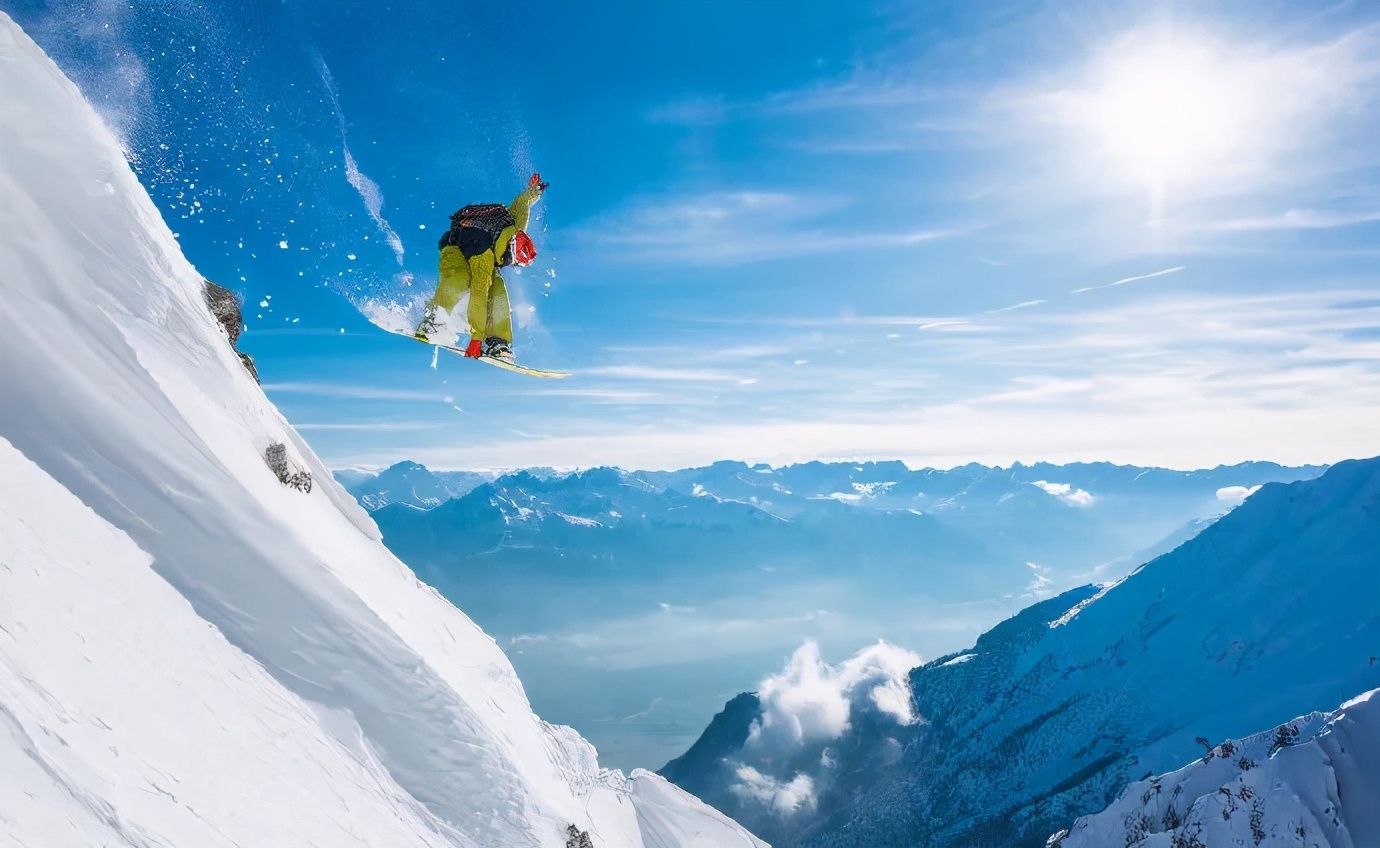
xmin=347 ymin=253 xmax=357 ymax=260
xmin=279 ymin=240 xmax=288 ymax=249
xmin=259 ymin=299 xmax=269 ymax=308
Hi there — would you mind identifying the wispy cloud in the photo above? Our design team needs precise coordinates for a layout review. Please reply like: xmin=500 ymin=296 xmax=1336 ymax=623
xmin=918 ymin=319 xmax=974 ymax=331
xmin=354 ymin=290 xmax=1380 ymax=472
xmin=585 ymin=365 xmax=745 ymax=382
xmin=1071 ymin=266 xmax=1185 ymax=294
xmin=647 ymin=81 xmax=944 ymax=127
xmin=513 ymin=387 xmax=670 ymax=403
xmin=1203 ymin=209 xmax=1380 ymax=232
xmin=577 ymin=190 xmax=964 ymax=265
xmin=985 ymin=299 xmax=1045 ymax=313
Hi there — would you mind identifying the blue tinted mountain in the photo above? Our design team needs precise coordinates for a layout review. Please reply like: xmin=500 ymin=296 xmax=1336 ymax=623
xmin=335 ymin=461 xmax=494 ymax=510
xmin=351 ymin=458 xmax=1326 ymax=773
xmin=662 ymin=457 xmax=1380 ymax=847
xmin=642 ymin=459 xmax=1323 ymax=572
xmin=372 ymin=467 xmax=1021 ymax=637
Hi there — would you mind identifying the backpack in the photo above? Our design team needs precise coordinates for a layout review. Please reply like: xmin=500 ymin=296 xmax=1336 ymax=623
xmin=439 ymin=203 xmax=516 ymax=265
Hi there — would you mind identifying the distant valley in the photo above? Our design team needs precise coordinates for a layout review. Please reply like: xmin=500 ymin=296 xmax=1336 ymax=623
xmin=338 ymin=458 xmax=1323 ymax=771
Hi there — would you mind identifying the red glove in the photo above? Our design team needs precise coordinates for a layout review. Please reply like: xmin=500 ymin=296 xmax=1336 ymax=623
xmin=513 ymin=231 xmax=537 ymax=266
xmin=529 ymin=172 xmax=550 ymax=192
xmin=464 ymin=339 xmax=483 ymax=358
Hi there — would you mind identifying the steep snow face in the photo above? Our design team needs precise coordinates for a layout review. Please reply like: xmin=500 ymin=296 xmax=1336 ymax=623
xmin=0 ymin=15 xmax=762 ymax=848
xmin=1052 ymin=689 xmax=1380 ymax=848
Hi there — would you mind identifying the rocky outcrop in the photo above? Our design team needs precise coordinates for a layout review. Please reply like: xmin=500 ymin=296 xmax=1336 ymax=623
xmin=203 ymin=278 xmax=258 ymax=382
xmin=1050 ymin=688 xmax=1380 ymax=848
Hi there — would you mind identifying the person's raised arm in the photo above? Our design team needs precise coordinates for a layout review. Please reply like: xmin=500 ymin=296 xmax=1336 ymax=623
xmin=509 ymin=172 xmax=549 ymax=231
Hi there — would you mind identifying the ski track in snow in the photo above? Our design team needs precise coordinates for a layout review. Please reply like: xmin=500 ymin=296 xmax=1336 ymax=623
xmin=0 ymin=13 xmax=763 ymax=848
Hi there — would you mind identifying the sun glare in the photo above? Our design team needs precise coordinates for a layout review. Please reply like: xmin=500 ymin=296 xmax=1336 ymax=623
xmin=1093 ymin=43 xmax=1247 ymax=185
xmin=1062 ymin=31 xmax=1280 ymax=219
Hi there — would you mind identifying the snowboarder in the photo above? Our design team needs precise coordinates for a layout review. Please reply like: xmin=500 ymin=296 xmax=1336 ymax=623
xmin=414 ymin=173 xmax=549 ymax=361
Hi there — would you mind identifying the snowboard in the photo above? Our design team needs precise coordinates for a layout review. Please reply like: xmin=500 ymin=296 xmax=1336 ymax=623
xmin=389 ymin=329 xmax=572 ymax=379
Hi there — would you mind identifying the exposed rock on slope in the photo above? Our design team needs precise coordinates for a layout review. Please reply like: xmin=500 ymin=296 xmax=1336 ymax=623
xmin=203 ymin=278 xmax=258 ymax=382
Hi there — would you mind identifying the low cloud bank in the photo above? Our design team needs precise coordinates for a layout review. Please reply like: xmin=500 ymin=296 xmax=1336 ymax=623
xmin=730 ymin=767 xmax=817 ymax=816
xmin=1215 ymin=484 xmax=1261 ymax=507
xmin=1033 ymin=480 xmax=1096 ymax=506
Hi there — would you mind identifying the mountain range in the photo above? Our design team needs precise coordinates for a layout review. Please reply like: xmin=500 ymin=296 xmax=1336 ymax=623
xmin=336 ymin=461 xmax=496 ymax=510
xmin=340 ymin=458 xmax=1326 ymax=771
xmin=660 ymin=457 xmax=1380 ymax=847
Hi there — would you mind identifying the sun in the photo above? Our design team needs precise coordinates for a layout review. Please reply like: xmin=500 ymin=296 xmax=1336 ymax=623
xmin=1094 ymin=43 xmax=1245 ymax=183
xmin=1064 ymin=31 xmax=1266 ymax=216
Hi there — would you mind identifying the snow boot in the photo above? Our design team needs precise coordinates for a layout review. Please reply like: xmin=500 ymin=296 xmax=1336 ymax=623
xmin=483 ymin=336 xmax=514 ymax=362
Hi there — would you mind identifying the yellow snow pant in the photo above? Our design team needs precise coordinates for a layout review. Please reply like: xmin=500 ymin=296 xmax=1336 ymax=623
xmin=431 ymin=245 xmax=512 ymax=344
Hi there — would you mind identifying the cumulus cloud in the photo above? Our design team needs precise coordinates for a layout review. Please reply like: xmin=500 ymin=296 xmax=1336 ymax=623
xmin=1215 ymin=484 xmax=1261 ymax=507
xmin=746 ymin=640 xmax=921 ymax=754
xmin=726 ymin=639 xmax=921 ymax=817
xmin=1032 ymin=480 xmax=1096 ymax=506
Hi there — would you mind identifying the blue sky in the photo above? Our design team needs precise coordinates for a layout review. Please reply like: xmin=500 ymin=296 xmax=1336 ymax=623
xmin=13 ymin=0 xmax=1380 ymax=470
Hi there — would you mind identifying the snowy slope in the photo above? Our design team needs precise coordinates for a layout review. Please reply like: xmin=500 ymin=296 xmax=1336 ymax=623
xmin=0 ymin=14 xmax=763 ymax=848
xmin=1051 ymin=689 xmax=1380 ymax=848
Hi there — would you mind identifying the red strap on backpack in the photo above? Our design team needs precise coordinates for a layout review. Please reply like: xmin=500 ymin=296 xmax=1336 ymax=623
xmin=513 ymin=231 xmax=537 ymax=266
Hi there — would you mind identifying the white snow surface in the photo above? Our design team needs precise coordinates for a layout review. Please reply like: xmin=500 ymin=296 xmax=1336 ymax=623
xmin=0 ymin=14 xmax=763 ymax=848
xmin=1052 ymin=689 xmax=1380 ymax=848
